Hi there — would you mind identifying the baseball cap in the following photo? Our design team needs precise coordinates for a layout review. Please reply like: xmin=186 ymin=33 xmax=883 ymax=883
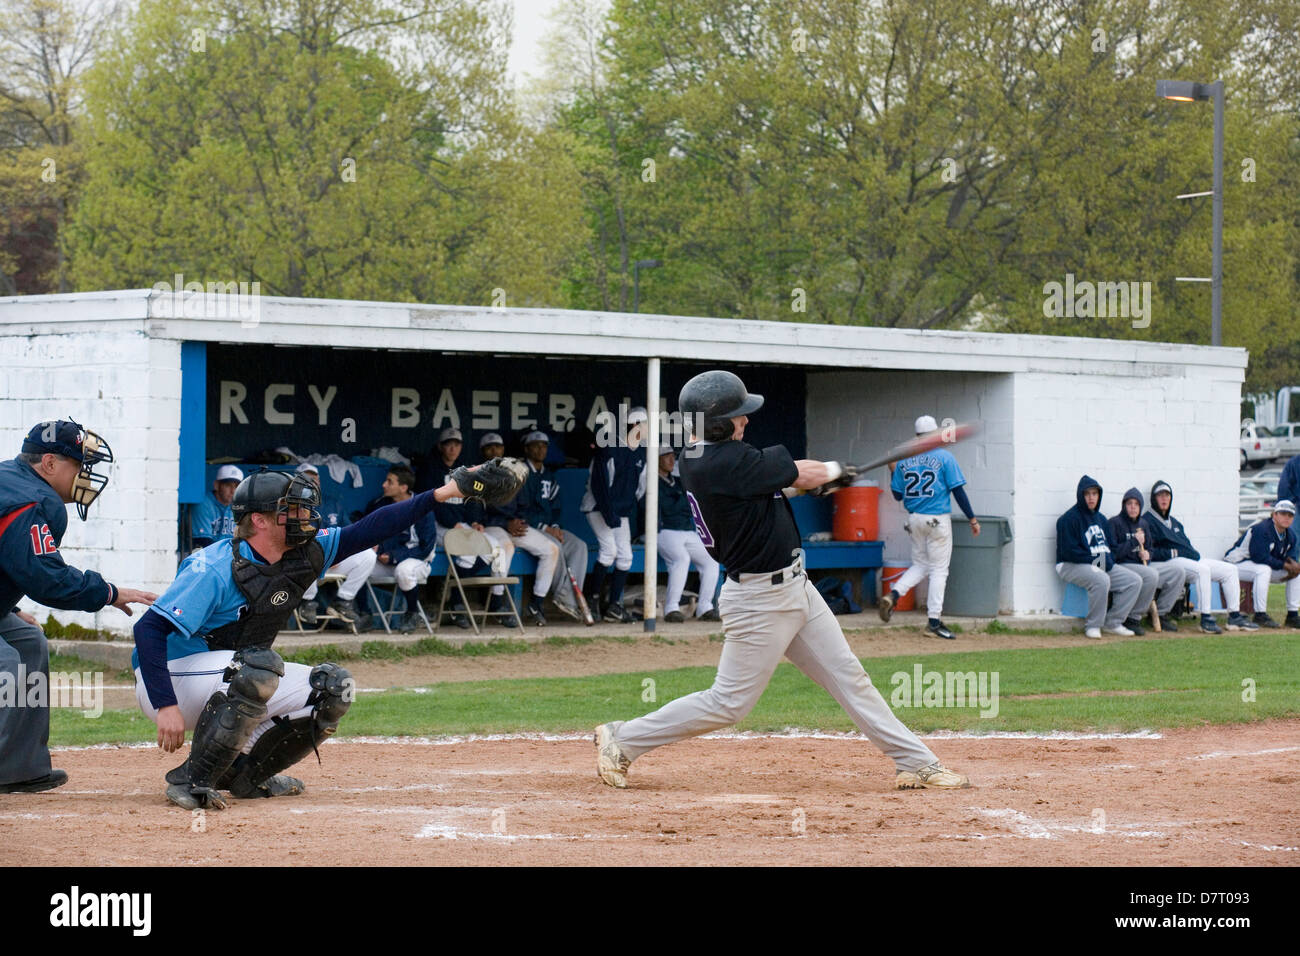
xmin=914 ymin=415 xmax=939 ymax=434
xmin=1275 ymin=499 xmax=1297 ymax=515
xmin=217 ymin=464 xmax=245 ymax=482
xmin=22 ymin=420 xmax=96 ymax=461
xmin=659 ymin=444 xmax=675 ymax=456
xmin=627 ymin=406 xmax=648 ymax=425
xmin=523 ymin=430 xmax=549 ymax=445
xmin=437 ymin=426 xmax=463 ymax=444
xmin=480 ymin=432 xmax=504 ymax=448
xmin=293 ymin=462 xmax=318 ymax=476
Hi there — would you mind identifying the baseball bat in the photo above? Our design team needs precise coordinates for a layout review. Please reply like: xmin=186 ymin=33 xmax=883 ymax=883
xmin=854 ymin=422 xmax=981 ymax=472
xmin=1139 ymin=539 xmax=1161 ymax=632
xmin=569 ymin=567 xmax=595 ymax=626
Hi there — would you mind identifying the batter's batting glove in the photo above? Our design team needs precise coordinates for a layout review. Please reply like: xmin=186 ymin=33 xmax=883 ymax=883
xmin=809 ymin=462 xmax=858 ymax=496
xmin=450 ymin=457 xmax=528 ymax=507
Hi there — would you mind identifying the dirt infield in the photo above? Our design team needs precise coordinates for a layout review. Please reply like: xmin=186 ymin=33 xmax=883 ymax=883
xmin=3 ymin=720 xmax=1296 ymax=866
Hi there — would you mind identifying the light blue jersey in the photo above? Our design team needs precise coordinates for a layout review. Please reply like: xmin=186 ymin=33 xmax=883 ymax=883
xmin=890 ymin=449 xmax=966 ymax=516
xmin=131 ymin=528 xmax=342 ymax=669
xmin=190 ymin=492 xmax=235 ymax=541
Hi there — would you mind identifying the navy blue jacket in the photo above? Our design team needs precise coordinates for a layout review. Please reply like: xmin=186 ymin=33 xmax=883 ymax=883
xmin=0 ymin=457 xmax=114 ymax=613
xmin=1277 ymin=455 xmax=1300 ymax=508
xmin=1108 ymin=487 xmax=1158 ymax=565
xmin=586 ymin=445 xmax=645 ymax=525
xmin=1226 ymin=517 xmax=1299 ymax=569
xmin=1055 ymin=474 xmax=1113 ymax=569
xmin=376 ymin=499 xmax=439 ymax=563
xmin=516 ymin=462 xmax=563 ymax=530
xmin=423 ymin=457 xmax=485 ymax=528
xmin=1143 ymin=480 xmax=1201 ymax=562
xmin=659 ymin=473 xmax=695 ymax=532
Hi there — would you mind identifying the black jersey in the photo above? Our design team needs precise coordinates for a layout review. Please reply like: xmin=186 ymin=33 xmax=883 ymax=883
xmin=677 ymin=440 xmax=801 ymax=573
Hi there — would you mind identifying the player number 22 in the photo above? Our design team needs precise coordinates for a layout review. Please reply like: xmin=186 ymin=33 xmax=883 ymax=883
xmin=903 ymin=469 xmax=937 ymax=499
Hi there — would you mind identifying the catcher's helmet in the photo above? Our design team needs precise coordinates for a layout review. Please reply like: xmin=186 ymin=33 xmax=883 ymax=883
xmin=23 ymin=418 xmax=114 ymax=521
xmin=679 ymin=370 xmax=763 ymax=441
xmin=232 ymin=469 xmax=321 ymax=546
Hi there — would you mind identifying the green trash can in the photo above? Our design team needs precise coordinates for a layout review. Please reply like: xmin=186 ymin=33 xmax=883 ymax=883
xmin=944 ymin=516 xmax=1012 ymax=617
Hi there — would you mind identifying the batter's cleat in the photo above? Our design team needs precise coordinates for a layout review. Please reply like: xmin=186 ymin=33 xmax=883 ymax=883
xmin=1104 ymin=624 xmax=1135 ymax=637
xmin=1122 ymin=617 xmax=1146 ymax=636
xmin=664 ymin=610 xmax=685 ymax=623
xmin=1158 ymin=615 xmax=1179 ymax=632
xmin=1199 ymin=614 xmax=1222 ymax=634
xmin=926 ymin=619 xmax=955 ymax=640
xmin=0 ymin=769 xmax=68 ymax=793
xmin=1225 ymin=611 xmax=1258 ymax=631
xmin=1285 ymin=611 xmax=1300 ymax=629
xmin=165 ymin=783 xmax=228 ymax=811
xmin=296 ymin=601 xmax=319 ymax=627
xmin=697 ymin=608 xmax=721 ymax=622
xmin=1253 ymin=611 xmax=1281 ymax=628
xmin=878 ymin=589 xmax=898 ymax=622
xmin=1084 ymin=627 xmax=1102 ymax=639
xmin=595 ymin=723 xmax=630 ymax=789
xmin=896 ymin=762 xmax=971 ymax=790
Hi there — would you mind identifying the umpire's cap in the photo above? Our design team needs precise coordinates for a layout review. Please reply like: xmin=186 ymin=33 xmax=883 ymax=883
xmin=23 ymin=419 xmax=114 ymax=520
xmin=679 ymin=371 xmax=763 ymax=424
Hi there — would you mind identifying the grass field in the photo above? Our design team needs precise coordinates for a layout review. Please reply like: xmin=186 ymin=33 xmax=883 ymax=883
xmin=48 ymin=632 xmax=1298 ymax=746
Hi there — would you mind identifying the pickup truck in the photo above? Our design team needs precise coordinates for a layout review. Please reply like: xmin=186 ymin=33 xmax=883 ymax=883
xmin=1241 ymin=419 xmax=1281 ymax=470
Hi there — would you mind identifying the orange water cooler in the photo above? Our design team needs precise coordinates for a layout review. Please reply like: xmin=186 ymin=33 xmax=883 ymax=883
xmin=831 ymin=482 xmax=880 ymax=542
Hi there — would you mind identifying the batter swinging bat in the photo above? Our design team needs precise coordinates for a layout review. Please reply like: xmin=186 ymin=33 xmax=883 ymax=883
xmin=855 ymin=422 xmax=981 ymax=472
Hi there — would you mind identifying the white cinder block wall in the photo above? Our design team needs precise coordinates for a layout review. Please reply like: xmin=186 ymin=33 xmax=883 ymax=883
xmin=806 ymin=371 xmax=1015 ymax=610
xmin=1011 ymin=370 xmax=1242 ymax=614
xmin=0 ymin=331 xmax=182 ymax=634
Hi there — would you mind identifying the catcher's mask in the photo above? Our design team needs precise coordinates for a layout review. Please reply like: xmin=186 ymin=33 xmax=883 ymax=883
xmin=232 ymin=469 xmax=321 ymax=547
xmin=22 ymin=418 xmax=114 ymax=520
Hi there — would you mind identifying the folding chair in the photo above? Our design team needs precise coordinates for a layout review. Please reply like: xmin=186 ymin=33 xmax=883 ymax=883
xmin=436 ymin=528 xmax=520 ymax=635
xmin=365 ymin=547 xmax=437 ymax=635
xmin=291 ymin=572 xmax=358 ymax=634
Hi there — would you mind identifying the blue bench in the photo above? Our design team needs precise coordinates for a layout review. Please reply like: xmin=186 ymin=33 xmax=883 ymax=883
xmin=1061 ymin=578 xmax=1223 ymax=618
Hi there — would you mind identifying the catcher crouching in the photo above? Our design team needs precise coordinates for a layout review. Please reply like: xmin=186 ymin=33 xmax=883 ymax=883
xmin=132 ymin=458 xmax=526 ymax=810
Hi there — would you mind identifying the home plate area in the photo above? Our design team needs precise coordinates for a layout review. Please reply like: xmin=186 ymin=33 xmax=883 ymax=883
xmin=3 ymin=720 xmax=1295 ymax=866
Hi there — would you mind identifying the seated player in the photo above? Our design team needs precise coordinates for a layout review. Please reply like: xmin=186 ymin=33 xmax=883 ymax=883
xmin=369 ymin=465 xmax=439 ymax=633
xmin=1144 ymin=480 xmax=1257 ymax=634
xmin=132 ymin=463 xmax=497 ymax=810
xmin=581 ymin=408 xmax=648 ymax=622
xmin=1107 ymin=487 xmax=1188 ymax=634
xmin=1055 ymin=476 xmax=1143 ymax=639
xmin=293 ymin=462 xmax=376 ymax=630
xmin=1225 ymin=499 xmax=1300 ymax=629
xmin=190 ymin=465 xmax=242 ymax=549
xmin=476 ymin=432 xmax=518 ymax=627
xmin=511 ymin=430 xmax=589 ymax=623
xmin=657 ymin=446 xmax=720 ymax=622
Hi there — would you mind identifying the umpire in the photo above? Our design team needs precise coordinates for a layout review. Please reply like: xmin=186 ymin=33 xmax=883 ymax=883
xmin=0 ymin=420 xmax=156 ymax=792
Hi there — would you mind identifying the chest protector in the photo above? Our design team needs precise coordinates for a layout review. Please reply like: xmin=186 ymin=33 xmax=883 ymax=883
xmin=204 ymin=539 xmax=326 ymax=651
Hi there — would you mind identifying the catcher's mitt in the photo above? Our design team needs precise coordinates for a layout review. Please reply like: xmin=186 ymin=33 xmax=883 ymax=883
xmin=450 ymin=457 xmax=527 ymax=506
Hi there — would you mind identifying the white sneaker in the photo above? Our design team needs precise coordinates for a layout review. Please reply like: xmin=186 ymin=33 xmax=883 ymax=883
xmin=595 ymin=723 xmax=630 ymax=789
xmin=1104 ymin=624 xmax=1135 ymax=636
xmin=1084 ymin=627 xmax=1102 ymax=639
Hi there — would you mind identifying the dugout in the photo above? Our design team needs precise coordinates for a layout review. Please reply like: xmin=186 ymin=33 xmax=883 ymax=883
xmin=0 ymin=289 xmax=1249 ymax=633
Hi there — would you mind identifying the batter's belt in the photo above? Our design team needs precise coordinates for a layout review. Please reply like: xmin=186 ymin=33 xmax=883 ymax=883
xmin=725 ymin=553 xmax=806 ymax=586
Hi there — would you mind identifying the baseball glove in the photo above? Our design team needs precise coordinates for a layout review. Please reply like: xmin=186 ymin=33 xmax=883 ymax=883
xmin=450 ymin=457 xmax=528 ymax=506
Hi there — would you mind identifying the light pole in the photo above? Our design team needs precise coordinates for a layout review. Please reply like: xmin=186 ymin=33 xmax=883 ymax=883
xmin=1156 ymin=79 xmax=1224 ymax=347
xmin=633 ymin=258 xmax=661 ymax=313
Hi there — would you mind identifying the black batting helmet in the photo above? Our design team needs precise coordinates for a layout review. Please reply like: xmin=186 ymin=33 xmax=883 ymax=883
xmin=679 ymin=370 xmax=763 ymax=441
xmin=232 ymin=469 xmax=321 ymax=546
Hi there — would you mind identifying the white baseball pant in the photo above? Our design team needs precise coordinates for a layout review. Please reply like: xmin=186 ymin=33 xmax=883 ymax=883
xmin=587 ymin=511 xmax=633 ymax=571
xmin=894 ymin=513 xmax=952 ymax=617
xmin=481 ymin=526 xmax=515 ymax=595
xmin=660 ymin=528 xmax=719 ymax=615
xmin=134 ymin=650 xmax=314 ymax=751
xmin=435 ymin=523 xmax=478 ymax=570
xmin=303 ymin=548 xmax=377 ymax=602
xmin=1231 ymin=561 xmax=1300 ymax=613
xmin=510 ymin=526 xmax=560 ymax=597
xmin=1169 ymin=556 xmax=1241 ymax=613
xmin=609 ymin=560 xmax=939 ymax=772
